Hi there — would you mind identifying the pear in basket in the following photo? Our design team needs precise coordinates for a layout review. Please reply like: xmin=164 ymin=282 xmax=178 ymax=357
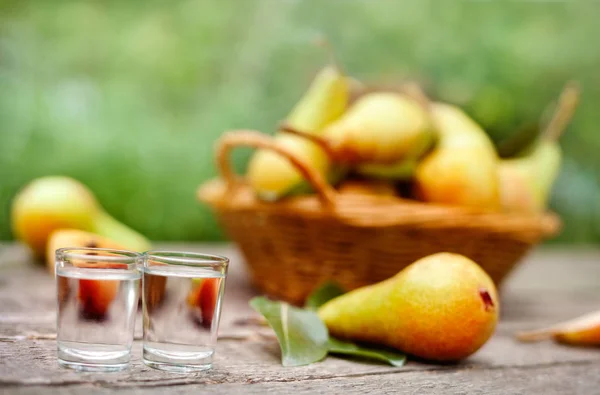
xmin=318 ymin=253 xmax=499 ymax=361
xmin=246 ymin=64 xmax=349 ymax=201
xmin=414 ymin=103 xmax=500 ymax=210
xmin=281 ymin=88 xmax=435 ymax=181
xmin=499 ymin=82 xmax=579 ymax=214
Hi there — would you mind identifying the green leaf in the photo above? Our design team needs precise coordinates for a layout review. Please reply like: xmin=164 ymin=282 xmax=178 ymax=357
xmin=250 ymin=297 xmax=329 ymax=367
xmin=304 ymin=282 xmax=346 ymax=309
xmin=328 ymin=337 xmax=406 ymax=367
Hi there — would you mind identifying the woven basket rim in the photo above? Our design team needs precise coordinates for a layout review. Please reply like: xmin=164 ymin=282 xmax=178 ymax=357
xmin=197 ymin=178 xmax=561 ymax=242
xmin=201 ymin=130 xmax=561 ymax=245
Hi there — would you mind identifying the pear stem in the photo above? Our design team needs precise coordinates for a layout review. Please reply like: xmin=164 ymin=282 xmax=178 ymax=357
xmin=543 ymin=80 xmax=581 ymax=142
xmin=279 ymin=122 xmax=341 ymax=161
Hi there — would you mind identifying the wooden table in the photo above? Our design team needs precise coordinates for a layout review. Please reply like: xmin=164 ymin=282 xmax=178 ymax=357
xmin=1 ymin=243 xmax=600 ymax=394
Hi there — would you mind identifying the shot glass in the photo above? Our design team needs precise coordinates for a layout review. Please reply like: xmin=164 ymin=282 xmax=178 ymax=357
xmin=141 ymin=251 xmax=228 ymax=373
xmin=55 ymin=248 xmax=141 ymax=372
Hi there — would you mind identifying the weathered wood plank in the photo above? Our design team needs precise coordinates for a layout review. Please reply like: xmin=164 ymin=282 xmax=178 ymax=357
xmin=2 ymin=242 xmax=600 ymax=392
xmin=2 ymin=326 xmax=600 ymax=387
xmin=3 ymin=363 xmax=600 ymax=395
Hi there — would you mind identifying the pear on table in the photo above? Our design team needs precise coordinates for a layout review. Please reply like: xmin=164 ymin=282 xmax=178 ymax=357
xmin=318 ymin=253 xmax=499 ymax=362
xmin=11 ymin=176 xmax=151 ymax=260
xmin=517 ymin=310 xmax=600 ymax=346
xmin=49 ymin=229 xmax=137 ymax=320
xmin=46 ymin=229 xmax=130 ymax=274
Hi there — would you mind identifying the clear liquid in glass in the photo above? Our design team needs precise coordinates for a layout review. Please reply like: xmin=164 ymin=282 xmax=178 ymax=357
xmin=56 ymin=267 xmax=140 ymax=371
xmin=142 ymin=265 xmax=225 ymax=372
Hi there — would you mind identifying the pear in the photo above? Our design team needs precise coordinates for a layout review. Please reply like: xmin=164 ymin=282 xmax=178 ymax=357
xmin=11 ymin=176 xmax=151 ymax=259
xmin=246 ymin=65 xmax=349 ymax=201
xmin=499 ymin=82 xmax=579 ymax=213
xmin=323 ymin=92 xmax=434 ymax=165
xmin=355 ymin=159 xmax=419 ymax=181
xmin=498 ymin=143 xmax=561 ymax=213
xmin=318 ymin=253 xmax=499 ymax=361
xmin=517 ymin=310 xmax=600 ymax=346
xmin=282 ymin=92 xmax=434 ymax=180
xmin=414 ymin=103 xmax=500 ymax=210
xmin=46 ymin=229 xmax=130 ymax=274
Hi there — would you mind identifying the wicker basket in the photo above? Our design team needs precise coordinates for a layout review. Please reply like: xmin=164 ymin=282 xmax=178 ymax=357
xmin=197 ymin=130 xmax=561 ymax=305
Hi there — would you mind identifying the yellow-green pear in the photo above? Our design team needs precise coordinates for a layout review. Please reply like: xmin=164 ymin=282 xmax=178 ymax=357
xmin=247 ymin=65 xmax=349 ymax=200
xmin=355 ymin=157 xmax=419 ymax=181
xmin=46 ymin=229 xmax=130 ymax=274
xmin=323 ymin=92 xmax=434 ymax=166
xmin=498 ymin=142 xmax=561 ymax=213
xmin=415 ymin=103 xmax=500 ymax=210
xmin=499 ymin=82 xmax=579 ymax=213
xmin=318 ymin=253 xmax=499 ymax=362
xmin=11 ymin=176 xmax=151 ymax=259
xmin=279 ymin=92 xmax=434 ymax=180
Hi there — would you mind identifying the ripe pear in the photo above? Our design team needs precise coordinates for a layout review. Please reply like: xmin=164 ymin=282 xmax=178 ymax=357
xmin=517 ymin=310 xmax=600 ymax=346
xmin=498 ymin=142 xmax=561 ymax=213
xmin=247 ymin=65 xmax=349 ymax=201
xmin=11 ymin=176 xmax=151 ymax=259
xmin=318 ymin=253 xmax=499 ymax=361
xmin=498 ymin=82 xmax=579 ymax=213
xmin=323 ymin=92 xmax=434 ymax=165
xmin=46 ymin=229 xmax=129 ymax=274
xmin=355 ymin=158 xmax=419 ymax=181
xmin=415 ymin=103 xmax=500 ymax=210
xmin=280 ymin=92 xmax=435 ymax=180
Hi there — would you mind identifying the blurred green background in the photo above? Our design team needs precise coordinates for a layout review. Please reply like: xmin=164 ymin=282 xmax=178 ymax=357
xmin=1 ymin=0 xmax=599 ymax=243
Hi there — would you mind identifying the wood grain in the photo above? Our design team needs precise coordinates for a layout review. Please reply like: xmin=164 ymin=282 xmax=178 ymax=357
xmin=2 ymin=242 xmax=600 ymax=394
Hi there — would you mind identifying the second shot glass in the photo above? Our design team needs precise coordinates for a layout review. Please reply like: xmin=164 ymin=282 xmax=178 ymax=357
xmin=141 ymin=251 xmax=228 ymax=372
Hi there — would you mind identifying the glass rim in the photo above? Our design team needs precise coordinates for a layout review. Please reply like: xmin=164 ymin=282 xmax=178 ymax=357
xmin=143 ymin=250 xmax=229 ymax=268
xmin=56 ymin=247 xmax=141 ymax=266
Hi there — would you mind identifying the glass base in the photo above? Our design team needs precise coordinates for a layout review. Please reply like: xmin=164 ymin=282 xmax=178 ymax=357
xmin=58 ymin=358 xmax=128 ymax=372
xmin=57 ymin=341 xmax=131 ymax=372
xmin=143 ymin=359 xmax=212 ymax=373
xmin=142 ymin=344 xmax=213 ymax=373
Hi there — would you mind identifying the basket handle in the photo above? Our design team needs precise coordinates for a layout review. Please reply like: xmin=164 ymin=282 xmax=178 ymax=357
xmin=215 ymin=130 xmax=337 ymax=207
